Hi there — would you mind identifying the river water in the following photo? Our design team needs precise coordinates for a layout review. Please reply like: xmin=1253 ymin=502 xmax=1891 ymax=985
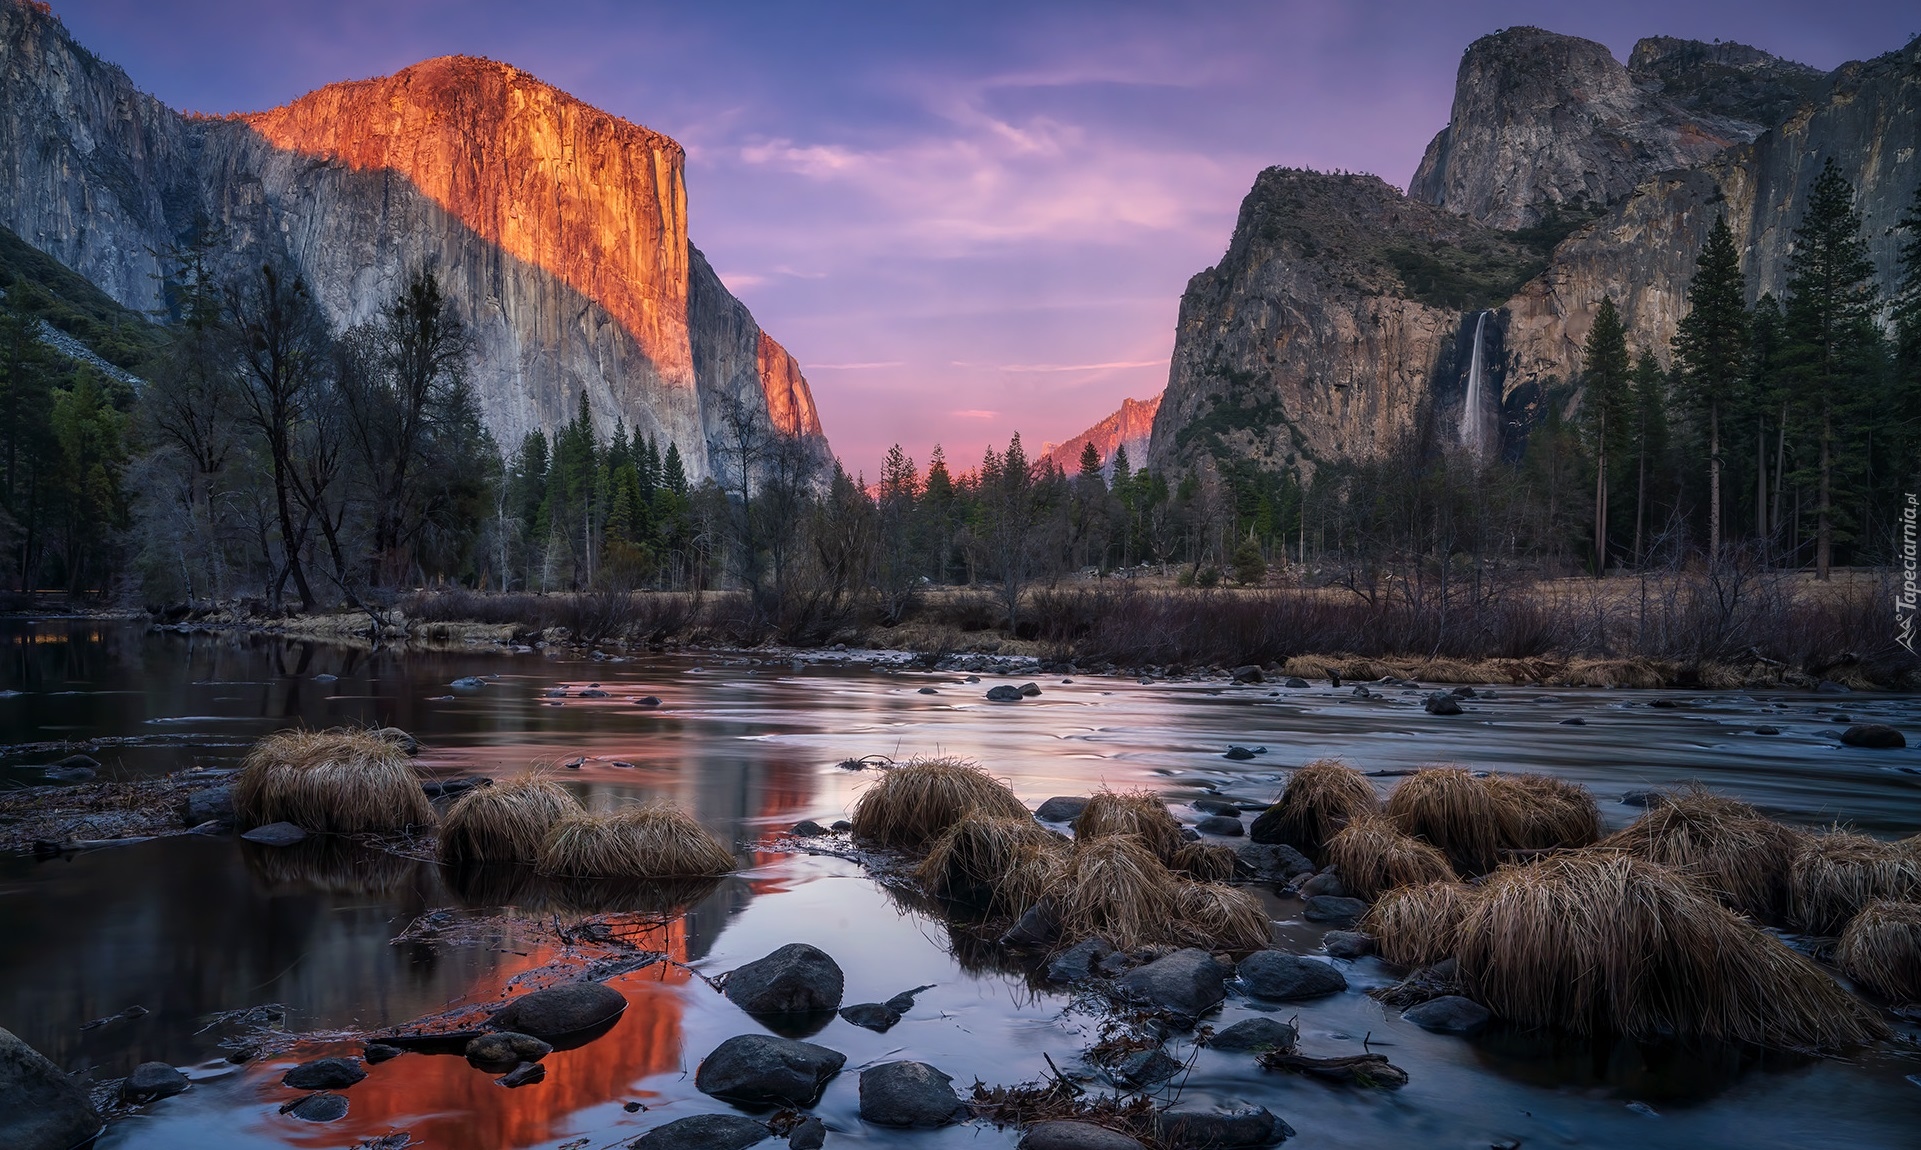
xmin=2 ymin=618 xmax=1918 ymax=1149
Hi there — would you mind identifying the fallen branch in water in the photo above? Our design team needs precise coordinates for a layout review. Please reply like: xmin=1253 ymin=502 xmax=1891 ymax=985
xmin=1257 ymin=1050 xmax=1409 ymax=1088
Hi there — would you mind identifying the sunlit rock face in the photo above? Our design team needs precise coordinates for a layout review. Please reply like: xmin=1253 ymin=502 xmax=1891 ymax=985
xmin=0 ymin=2 xmax=827 ymax=477
xmin=1043 ymin=394 xmax=1160 ymax=477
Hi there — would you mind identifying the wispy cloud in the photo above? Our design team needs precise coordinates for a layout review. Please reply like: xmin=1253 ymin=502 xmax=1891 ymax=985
xmin=950 ymin=409 xmax=1000 ymax=419
xmin=807 ymin=361 xmax=905 ymax=370
xmin=991 ymin=360 xmax=1165 ymax=373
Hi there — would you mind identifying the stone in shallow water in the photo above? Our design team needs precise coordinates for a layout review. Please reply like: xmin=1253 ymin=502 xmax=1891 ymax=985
xmin=283 ymin=1091 xmax=349 ymax=1122
xmin=1195 ymin=814 xmax=1245 ymax=836
xmin=120 ymin=1061 xmax=188 ymax=1104
xmin=1236 ymin=841 xmax=1314 ymax=879
xmin=837 ymin=1002 xmax=901 ymax=1032
xmin=1035 ymin=796 xmax=1089 ymax=822
xmin=1204 ymin=1017 xmax=1298 ymax=1053
xmin=491 ymin=981 xmax=626 ymax=1040
xmin=281 ymin=1057 xmax=364 ymax=1090
xmin=1841 ymin=723 xmax=1905 ymax=748
xmin=1298 ymin=871 xmax=1344 ymax=898
xmin=465 ymin=1032 xmax=551 ymax=1067
xmin=986 ymin=684 xmax=1024 ymax=701
xmin=0 ymin=1027 xmax=99 ymax=1150
xmin=241 ymin=822 xmax=308 ymax=846
xmin=1047 ymin=937 xmax=1115 ymax=983
xmin=1114 ymin=948 xmax=1230 ymax=1022
xmin=1020 ymin=1120 xmax=1148 ymax=1149
xmin=859 ymin=1060 xmax=966 ymax=1127
xmin=1155 ymin=1104 xmax=1292 ymax=1147
xmin=1302 ymin=895 xmax=1367 ymax=926
xmin=723 ymin=943 xmax=845 ymax=1015
xmin=1423 ymin=693 xmax=1463 ymax=715
xmin=788 ymin=1114 xmax=826 ymax=1149
xmin=496 ymin=1061 xmax=545 ymax=1087
xmin=1237 ymin=951 xmax=1346 ymax=1001
xmin=1193 ymin=798 xmax=1241 ymax=817
xmin=632 ymin=1114 xmax=772 ymax=1150
xmin=1402 ymin=995 xmax=1491 ymax=1035
xmin=362 ymin=1043 xmax=401 ymax=1064
xmin=695 ymin=1033 xmax=845 ymax=1108
xmin=1323 ymin=930 xmax=1375 ymax=958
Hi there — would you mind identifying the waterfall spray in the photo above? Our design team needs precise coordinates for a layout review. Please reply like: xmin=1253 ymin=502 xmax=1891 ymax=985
xmin=1461 ymin=310 xmax=1490 ymax=460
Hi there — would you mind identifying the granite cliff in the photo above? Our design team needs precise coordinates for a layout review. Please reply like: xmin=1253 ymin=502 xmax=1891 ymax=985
xmin=1042 ymin=394 xmax=1160 ymax=478
xmin=0 ymin=0 xmax=825 ymax=479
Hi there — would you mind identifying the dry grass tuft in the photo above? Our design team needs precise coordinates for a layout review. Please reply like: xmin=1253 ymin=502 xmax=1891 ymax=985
xmin=1250 ymin=759 xmax=1378 ymax=858
xmin=1171 ymin=841 xmax=1239 ymax=884
xmin=235 ymin=727 xmax=434 ymax=833
xmin=535 ymin=802 xmax=736 ymax=879
xmin=1385 ymin=767 xmax=1519 ymax=875
xmin=1835 ymin=900 xmax=1921 ymax=1002
xmin=1490 ymin=774 xmax=1601 ymax=851
xmin=438 ymin=773 xmax=581 ymax=866
xmin=915 ymin=813 xmax=1065 ymax=915
xmin=1171 ymin=881 xmax=1274 ymax=953
xmin=1362 ymin=881 xmax=1481 ymax=967
xmin=1787 ymin=831 xmax=1921 ymax=934
xmin=1048 ymin=833 xmax=1181 ymax=952
xmin=1074 ymin=789 xmax=1184 ymax=862
xmin=1599 ymin=786 xmax=1804 ymax=921
xmin=1325 ymin=813 xmax=1459 ymax=901
xmin=1457 ymin=852 xmax=1883 ymax=1049
xmin=849 ymin=757 xmax=1030 ymax=849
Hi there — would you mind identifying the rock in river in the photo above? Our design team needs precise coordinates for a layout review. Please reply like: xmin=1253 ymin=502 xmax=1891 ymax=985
xmin=1204 ymin=1017 xmax=1298 ymax=1053
xmin=466 ymin=1032 xmax=551 ymax=1067
xmin=838 ymin=1002 xmax=901 ymax=1032
xmin=1021 ymin=1120 xmax=1148 ymax=1149
xmin=121 ymin=1061 xmax=189 ymax=1103
xmin=1302 ymin=895 xmax=1368 ymax=926
xmin=1423 ymin=693 xmax=1463 ymax=715
xmin=723 ymin=943 xmax=845 ymax=1015
xmin=1841 ymin=723 xmax=1905 ymax=749
xmin=1046 ymin=936 xmax=1115 ymax=983
xmin=281 ymin=1057 xmax=365 ymax=1090
xmin=632 ymin=1114 xmax=773 ymax=1150
xmin=240 ymin=821 xmax=308 ymax=846
xmin=1195 ymin=814 xmax=1245 ymax=836
xmin=1237 ymin=951 xmax=1346 ymax=1001
xmin=491 ymin=980 xmax=626 ymax=1040
xmin=986 ymin=684 xmax=1025 ymax=701
xmin=696 ymin=1033 xmax=845 ymax=1107
xmin=282 ymin=1091 xmax=348 ymax=1122
xmin=859 ymin=1060 xmax=966 ymax=1127
xmin=1036 ymin=796 xmax=1090 ymax=822
xmin=1236 ymin=842 xmax=1314 ymax=880
xmin=0 ymin=1027 xmax=100 ymax=1150
xmin=1156 ymin=1104 xmax=1291 ymax=1147
xmin=1402 ymin=995 xmax=1491 ymax=1035
xmin=1114 ymin=949 xmax=1230 ymax=1022
xmin=1323 ymin=930 xmax=1375 ymax=958
xmin=788 ymin=1114 xmax=826 ymax=1149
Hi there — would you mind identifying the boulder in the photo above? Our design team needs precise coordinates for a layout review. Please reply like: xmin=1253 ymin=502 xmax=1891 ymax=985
xmin=1223 ymin=746 xmax=1258 ymax=761
xmin=283 ymin=1092 xmax=348 ymax=1121
xmin=362 ymin=1043 xmax=401 ymax=1064
xmin=1323 ymin=930 xmax=1375 ymax=958
xmin=695 ymin=1034 xmax=845 ymax=1108
xmin=1018 ymin=683 xmax=1043 ymax=697
xmin=1755 ymin=725 xmax=1781 ymax=735
xmin=1203 ymin=1017 xmax=1297 ymax=1053
xmin=1284 ymin=677 xmax=1310 ymax=689
xmin=1110 ymin=1048 xmax=1181 ymax=1087
xmin=1020 ymin=1120 xmax=1148 ymax=1150
xmin=1619 ymin=790 xmax=1657 ymax=807
xmin=1237 ymin=951 xmax=1346 ymax=1001
xmin=465 ymin=1032 xmax=552 ymax=1067
xmin=178 ymin=785 xmax=235 ymax=828
xmin=281 ymin=1057 xmax=365 ymax=1090
xmin=1559 ymin=717 xmax=1586 ymax=726
xmin=1297 ymin=871 xmax=1344 ymax=898
xmin=1841 ymin=723 xmax=1905 ymax=749
xmin=788 ymin=1115 xmax=827 ymax=1149
xmin=858 ymin=1060 xmax=966 ymax=1127
xmin=1046 ymin=937 xmax=1116 ymax=983
xmin=837 ymin=1002 xmax=901 ymax=1032
xmin=374 ymin=727 xmax=420 ymax=754
xmin=1194 ymin=815 xmax=1245 ymax=836
xmin=789 ymin=820 xmax=830 ymax=837
xmin=1192 ymin=798 xmax=1241 ymax=817
xmin=1302 ymin=895 xmax=1368 ymax=926
xmin=1423 ymin=693 xmax=1463 ymax=716
xmin=1155 ymin=1105 xmax=1290 ymax=1147
xmin=1236 ymin=842 xmax=1314 ymax=880
xmin=496 ymin=1061 xmax=545 ymax=1087
xmin=1114 ymin=949 xmax=1230 ymax=1022
xmin=1231 ymin=666 xmax=1265 ymax=684
xmin=491 ymin=980 xmax=626 ymax=1040
xmin=918 ymin=686 xmax=938 ymax=695
xmin=1402 ymin=995 xmax=1491 ymax=1035
xmin=633 ymin=1114 xmax=773 ymax=1150
xmin=450 ymin=677 xmax=485 ymax=690
xmin=723 ymin=943 xmax=845 ymax=1015
xmin=1035 ymin=796 xmax=1090 ymax=823
xmin=1001 ymin=900 xmax=1060 ymax=948
xmin=120 ymin=1061 xmax=189 ymax=1104
xmin=987 ymin=685 xmax=1025 ymax=702
xmin=241 ymin=821 xmax=308 ymax=846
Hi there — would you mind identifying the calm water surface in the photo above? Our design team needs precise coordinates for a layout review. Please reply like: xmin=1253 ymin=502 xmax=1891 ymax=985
xmin=2 ymin=619 xmax=1919 ymax=1148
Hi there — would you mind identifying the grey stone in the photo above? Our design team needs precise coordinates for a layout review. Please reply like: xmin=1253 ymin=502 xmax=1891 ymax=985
xmin=1559 ymin=716 xmax=1586 ymax=725
xmin=363 ymin=1043 xmax=401 ymax=1064
xmin=491 ymin=980 xmax=626 ymax=1039
xmin=1231 ymin=665 xmax=1265 ymax=683
xmin=789 ymin=819 xmax=830 ymax=837
xmin=1096 ymin=950 xmax=1137 ymax=977
xmin=1303 ymin=895 xmax=1368 ymax=926
xmin=1020 ymin=1120 xmax=1148 ymax=1149
xmin=1019 ymin=682 xmax=1043 ymax=697
xmin=633 ymin=1114 xmax=772 ymax=1150
xmin=1620 ymin=790 xmax=1657 ymax=807
xmin=178 ymin=785 xmax=235 ymax=828
xmin=858 ymin=1060 xmax=965 ymax=1127
xmin=1192 ymin=798 xmax=1241 ymax=817
xmin=121 ymin=1061 xmax=189 ymax=1104
xmin=1046 ymin=937 xmax=1115 ymax=983
xmin=987 ymin=685 xmax=1024 ymax=701
xmin=284 ymin=1092 xmax=348 ymax=1121
xmin=1111 ymin=1048 xmax=1181 ymax=1087
xmin=788 ymin=1115 xmax=826 ymax=1149
xmin=837 ymin=1002 xmax=900 ymax=1032
xmin=0 ymin=1028 xmax=99 ymax=1150
xmin=1035 ymin=796 xmax=1090 ymax=822
xmin=695 ymin=1033 xmax=845 ymax=1108
xmin=1297 ymin=871 xmax=1344 ymax=898
xmin=1236 ymin=841 xmax=1314 ymax=880
xmin=1237 ymin=951 xmax=1347 ymax=1000
xmin=241 ymin=821 xmax=308 ymax=846
xmin=1324 ymin=930 xmax=1375 ymax=958
xmin=1841 ymin=723 xmax=1905 ymax=748
xmin=1402 ymin=995 xmax=1491 ymax=1035
xmin=450 ymin=677 xmax=485 ymax=689
xmin=1156 ymin=1104 xmax=1290 ymax=1147
xmin=1204 ymin=1017 xmax=1298 ymax=1053
xmin=1816 ymin=679 xmax=1851 ymax=693
xmin=1223 ymin=746 xmax=1258 ymax=761
xmin=281 ymin=1057 xmax=365 ymax=1090
xmin=918 ymin=686 xmax=938 ymax=694
xmin=1114 ymin=948 xmax=1230 ymax=1022
xmin=374 ymin=727 xmax=419 ymax=753
xmin=1001 ymin=900 xmax=1060 ymax=948
xmin=496 ymin=1061 xmax=545 ymax=1087
xmin=1195 ymin=815 xmax=1245 ymax=836
xmin=830 ymin=820 xmax=852 ymax=832
xmin=723 ymin=943 xmax=845 ymax=1015
xmin=1755 ymin=725 xmax=1781 ymax=735
xmin=1423 ymin=693 xmax=1463 ymax=715
xmin=465 ymin=1031 xmax=551 ymax=1067
xmin=633 ymin=696 xmax=662 ymax=707
xmin=1284 ymin=677 xmax=1310 ymax=688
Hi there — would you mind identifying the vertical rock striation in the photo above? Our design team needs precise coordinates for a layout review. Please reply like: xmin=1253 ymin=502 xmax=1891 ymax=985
xmin=1043 ymin=394 xmax=1161 ymax=477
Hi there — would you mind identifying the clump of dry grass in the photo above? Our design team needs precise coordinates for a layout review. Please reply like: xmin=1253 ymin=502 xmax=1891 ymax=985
xmin=1787 ymin=831 xmax=1921 ymax=934
xmin=1362 ymin=881 xmax=1481 ymax=967
xmin=1489 ymin=774 xmax=1601 ymax=851
xmin=1171 ymin=881 xmax=1274 ymax=953
xmin=1599 ymin=786 xmax=1804 ymax=921
xmin=1171 ymin=841 xmax=1238 ymax=883
xmin=438 ymin=773 xmax=581 ymax=866
xmin=1324 ymin=813 xmax=1459 ymax=900
xmin=915 ymin=813 xmax=1064 ymax=915
xmin=1456 ymin=853 xmax=1883 ymax=1049
xmin=235 ymin=727 xmax=435 ymax=833
xmin=1249 ymin=759 xmax=1377 ymax=858
xmin=1385 ymin=767 xmax=1519 ymax=875
xmin=1048 ymin=834 xmax=1181 ymax=952
xmin=535 ymin=802 xmax=736 ymax=879
xmin=1074 ymin=789 xmax=1184 ymax=862
xmin=1835 ymin=900 xmax=1921 ymax=1002
xmin=849 ymin=757 xmax=1030 ymax=849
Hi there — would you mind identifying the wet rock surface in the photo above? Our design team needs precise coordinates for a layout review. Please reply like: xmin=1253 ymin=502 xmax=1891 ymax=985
xmin=281 ymin=1057 xmax=365 ymax=1090
xmin=120 ymin=1061 xmax=189 ymax=1103
xmin=1036 ymin=796 xmax=1090 ymax=822
xmin=1114 ymin=948 xmax=1230 ymax=1021
xmin=283 ymin=1091 xmax=349 ymax=1121
xmin=1841 ymin=723 xmax=1905 ymax=748
xmin=1402 ymin=995 xmax=1491 ymax=1034
xmin=787 ymin=1114 xmax=826 ymax=1148
xmin=1238 ymin=951 xmax=1347 ymax=1000
xmin=695 ymin=1034 xmax=845 ymax=1108
xmin=1204 ymin=1017 xmax=1299 ymax=1052
xmin=1236 ymin=842 xmax=1315 ymax=879
xmin=465 ymin=1031 xmax=551 ymax=1067
xmin=1302 ymin=895 xmax=1367 ymax=925
xmin=491 ymin=980 xmax=626 ymax=1040
xmin=723 ymin=943 xmax=845 ymax=1015
xmin=633 ymin=1113 xmax=773 ymax=1150
xmin=1156 ymin=1104 xmax=1292 ymax=1147
xmin=858 ymin=1060 xmax=966 ymax=1127
xmin=240 ymin=821 xmax=308 ymax=846
xmin=1020 ymin=1120 xmax=1149 ymax=1149
xmin=0 ymin=1027 xmax=100 ymax=1150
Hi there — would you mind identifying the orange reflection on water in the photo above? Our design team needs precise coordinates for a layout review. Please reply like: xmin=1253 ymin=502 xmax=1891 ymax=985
xmin=260 ymin=918 xmax=692 ymax=1149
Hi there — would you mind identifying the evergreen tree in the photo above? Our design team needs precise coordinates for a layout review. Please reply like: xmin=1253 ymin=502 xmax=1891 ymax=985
xmin=1078 ymin=440 xmax=1103 ymax=482
xmin=1782 ymin=158 xmax=1880 ymax=579
xmin=1628 ymin=351 xmax=1670 ymax=566
xmin=1581 ymin=297 xmax=1633 ymax=574
xmin=1745 ymin=295 xmax=1787 ymax=550
xmin=920 ymin=444 xmax=955 ymax=582
xmin=1891 ymin=183 xmax=1921 ymax=492
xmin=1672 ymin=214 xmax=1749 ymax=559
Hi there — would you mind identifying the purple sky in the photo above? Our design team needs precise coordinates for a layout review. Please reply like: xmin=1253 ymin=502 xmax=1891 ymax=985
xmin=49 ymin=1 xmax=1919 ymax=478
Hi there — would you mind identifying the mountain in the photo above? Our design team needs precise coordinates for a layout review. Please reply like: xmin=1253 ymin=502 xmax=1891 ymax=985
xmin=1148 ymin=28 xmax=1919 ymax=479
xmin=1042 ymin=394 xmax=1160 ymax=478
xmin=0 ymin=0 xmax=825 ymax=479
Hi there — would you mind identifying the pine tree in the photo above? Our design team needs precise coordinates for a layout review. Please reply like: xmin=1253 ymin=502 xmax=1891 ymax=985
xmin=1672 ymin=214 xmax=1749 ymax=559
xmin=1782 ymin=158 xmax=1879 ymax=579
xmin=1078 ymin=440 xmax=1103 ymax=482
xmin=1744 ymin=295 xmax=1787 ymax=550
xmin=1628 ymin=351 xmax=1670 ymax=566
xmin=1891 ymin=183 xmax=1921 ymax=491
xmin=662 ymin=441 xmax=688 ymax=496
xmin=1581 ymin=297 xmax=1633 ymax=574
xmin=920 ymin=444 xmax=955 ymax=582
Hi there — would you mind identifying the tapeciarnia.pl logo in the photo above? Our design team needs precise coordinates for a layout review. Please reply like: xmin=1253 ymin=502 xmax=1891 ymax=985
xmin=1900 ymin=492 xmax=1918 ymax=655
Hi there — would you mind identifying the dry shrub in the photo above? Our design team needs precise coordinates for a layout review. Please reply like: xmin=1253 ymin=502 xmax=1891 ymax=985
xmin=1249 ymin=759 xmax=1377 ymax=858
xmin=1074 ymin=789 xmax=1184 ymax=861
xmin=1835 ymin=900 xmax=1921 ymax=1002
xmin=235 ymin=727 xmax=434 ymax=833
xmin=1171 ymin=881 xmax=1274 ymax=953
xmin=1049 ymin=834 xmax=1180 ymax=952
xmin=1490 ymin=774 xmax=1601 ymax=851
xmin=1171 ymin=841 xmax=1238 ymax=884
xmin=1457 ymin=853 xmax=1883 ymax=1049
xmin=849 ymin=757 xmax=1029 ymax=849
xmin=438 ymin=773 xmax=581 ymax=866
xmin=1362 ymin=881 xmax=1481 ymax=967
xmin=1385 ymin=767 xmax=1518 ymax=874
xmin=1599 ymin=786 xmax=1804 ymax=921
xmin=1787 ymin=831 xmax=1921 ymax=934
xmin=536 ymin=802 xmax=736 ymax=879
xmin=1555 ymin=657 xmax=1674 ymax=689
xmin=915 ymin=813 xmax=1065 ymax=915
xmin=1325 ymin=813 xmax=1459 ymax=900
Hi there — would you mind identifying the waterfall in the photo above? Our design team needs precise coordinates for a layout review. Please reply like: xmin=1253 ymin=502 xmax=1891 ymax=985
xmin=1460 ymin=310 xmax=1490 ymax=460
